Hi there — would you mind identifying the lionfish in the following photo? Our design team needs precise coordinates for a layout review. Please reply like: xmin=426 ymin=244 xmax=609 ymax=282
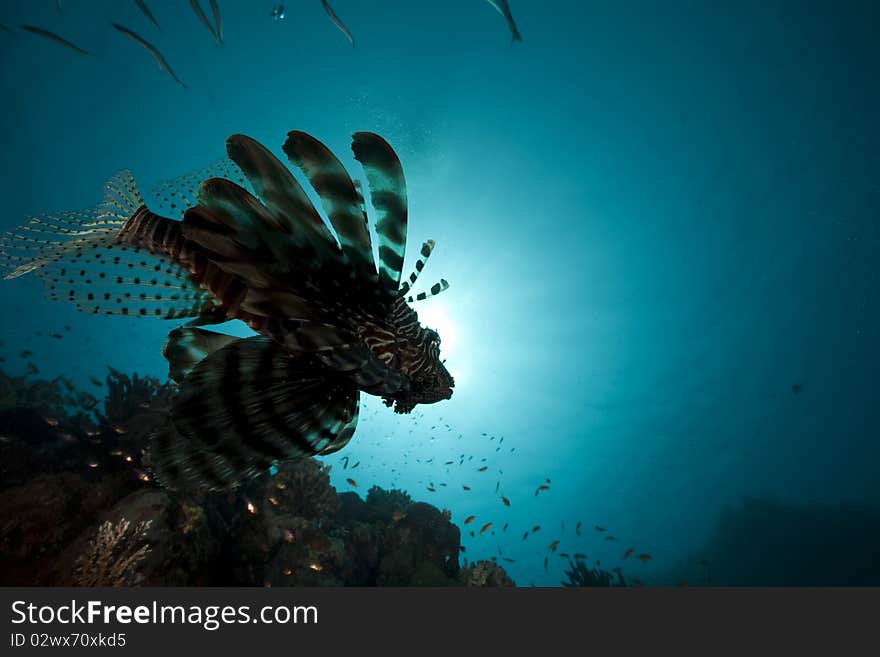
xmin=0 ymin=131 xmax=454 ymax=491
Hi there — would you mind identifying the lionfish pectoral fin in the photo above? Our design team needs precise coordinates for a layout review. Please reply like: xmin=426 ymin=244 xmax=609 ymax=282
xmin=0 ymin=171 xmax=217 ymax=319
xmin=351 ymin=132 xmax=408 ymax=299
xmin=162 ymin=326 xmax=239 ymax=383
xmin=149 ymin=336 xmax=359 ymax=492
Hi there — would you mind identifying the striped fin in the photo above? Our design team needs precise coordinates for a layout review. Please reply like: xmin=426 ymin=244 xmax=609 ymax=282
xmin=351 ymin=132 xmax=408 ymax=298
xmin=162 ymin=326 xmax=239 ymax=383
xmin=225 ymin=134 xmax=340 ymax=262
xmin=397 ymin=239 xmax=435 ymax=298
xmin=282 ymin=131 xmax=377 ymax=282
xmin=150 ymin=336 xmax=359 ymax=491
xmin=182 ymin=178 xmax=286 ymax=286
xmin=406 ymin=278 xmax=449 ymax=303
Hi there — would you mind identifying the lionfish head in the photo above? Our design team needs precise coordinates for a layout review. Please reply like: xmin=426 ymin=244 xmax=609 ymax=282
xmin=384 ymin=325 xmax=455 ymax=415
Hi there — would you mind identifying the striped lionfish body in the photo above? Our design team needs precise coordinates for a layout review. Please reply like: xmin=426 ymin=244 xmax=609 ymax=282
xmin=0 ymin=131 xmax=454 ymax=491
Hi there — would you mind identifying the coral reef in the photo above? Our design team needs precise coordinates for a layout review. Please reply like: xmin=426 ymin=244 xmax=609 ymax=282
xmin=73 ymin=519 xmax=153 ymax=587
xmin=96 ymin=367 xmax=174 ymax=428
xmin=462 ymin=560 xmax=516 ymax=587
xmin=561 ymin=558 xmax=626 ymax=587
xmin=0 ymin=366 xmax=513 ymax=587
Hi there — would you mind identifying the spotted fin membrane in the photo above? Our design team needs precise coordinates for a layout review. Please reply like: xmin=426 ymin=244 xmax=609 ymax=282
xmin=0 ymin=171 xmax=217 ymax=320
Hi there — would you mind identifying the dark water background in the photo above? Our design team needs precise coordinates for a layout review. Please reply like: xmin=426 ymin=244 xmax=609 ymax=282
xmin=0 ymin=0 xmax=878 ymax=585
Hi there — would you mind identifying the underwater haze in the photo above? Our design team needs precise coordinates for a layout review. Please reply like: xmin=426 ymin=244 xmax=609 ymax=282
xmin=1 ymin=0 xmax=879 ymax=586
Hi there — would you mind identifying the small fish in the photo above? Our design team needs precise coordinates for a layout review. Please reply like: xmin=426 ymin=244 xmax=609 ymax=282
xmin=463 ymin=515 xmax=476 ymax=525
xmin=604 ymin=535 xmax=617 ymax=542
xmin=531 ymin=525 xmax=541 ymax=533
xmin=209 ymin=0 xmax=223 ymax=43
xmin=522 ymin=531 xmax=528 ymax=540
xmin=484 ymin=0 xmax=523 ymax=42
xmin=426 ymin=485 xmax=436 ymax=492
xmin=558 ymin=552 xmax=569 ymax=558
xmin=111 ymin=23 xmax=187 ymax=89
xmin=544 ymin=556 xmax=548 ymax=572
xmin=494 ymin=481 xmax=500 ymax=493
xmin=44 ymin=417 xmax=59 ymax=427
xmin=534 ymin=484 xmax=549 ymax=495
xmin=502 ymin=557 xmax=515 ymax=563
xmin=445 ymin=460 xmax=454 ymax=465
xmin=309 ymin=563 xmax=323 ymax=572
xmin=477 ymin=466 xmax=488 ymax=472
xmin=594 ymin=525 xmax=605 ymax=532
xmin=20 ymin=25 xmax=91 ymax=55
xmin=391 ymin=511 xmax=406 ymax=522
xmin=469 ymin=531 xmax=475 ymax=538
xmin=501 ymin=495 xmax=510 ymax=506
xmin=89 ymin=376 xmax=104 ymax=387
xmin=479 ymin=522 xmax=493 ymax=535
xmin=502 ymin=522 xmax=508 ymax=531
xmin=548 ymin=540 xmax=560 ymax=552
xmin=321 ymin=0 xmax=354 ymax=47
xmin=190 ymin=0 xmax=218 ymax=42
xmin=623 ymin=548 xmax=634 ymax=559
xmin=351 ymin=461 xmax=360 ymax=469
xmin=346 ymin=477 xmax=357 ymax=487
xmin=50 ymin=332 xmax=63 ymax=339
xmin=575 ymin=521 xmax=582 ymax=536
xmin=462 ymin=485 xmax=471 ymax=491
xmin=636 ymin=553 xmax=652 ymax=562
xmin=341 ymin=456 xmax=349 ymax=469
xmin=134 ymin=0 xmax=162 ymax=32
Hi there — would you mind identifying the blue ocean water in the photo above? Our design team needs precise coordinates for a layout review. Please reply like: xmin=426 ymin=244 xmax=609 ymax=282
xmin=0 ymin=0 xmax=878 ymax=586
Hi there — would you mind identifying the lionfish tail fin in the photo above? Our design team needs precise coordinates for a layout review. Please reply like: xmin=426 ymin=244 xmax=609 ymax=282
xmin=150 ymin=336 xmax=359 ymax=492
xmin=0 ymin=171 xmax=220 ymax=320
xmin=1 ymin=171 xmax=142 ymax=280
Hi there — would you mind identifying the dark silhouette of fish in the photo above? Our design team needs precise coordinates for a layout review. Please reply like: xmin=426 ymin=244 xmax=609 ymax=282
xmin=111 ymin=23 xmax=187 ymax=89
xmin=20 ymin=25 xmax=91 ymax=55
xmin=485 ymin=0 xmax=522 ymax=43
xmin=321 ymin=0 xmax=354 ymax=47
xmin=190 ymin=0 xmax=219 ymax=42
xmin=1 ymin=130 xmax=454 ymax=492
xmin=135 ymin=0 xmax=162 ymax=32
xmin=209 ymin=0 xmax=223 ymax=44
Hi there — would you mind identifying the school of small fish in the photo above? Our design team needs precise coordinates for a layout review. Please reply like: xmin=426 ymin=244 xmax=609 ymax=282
xmin=3 ymin=1 xmax=524 ymax=90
